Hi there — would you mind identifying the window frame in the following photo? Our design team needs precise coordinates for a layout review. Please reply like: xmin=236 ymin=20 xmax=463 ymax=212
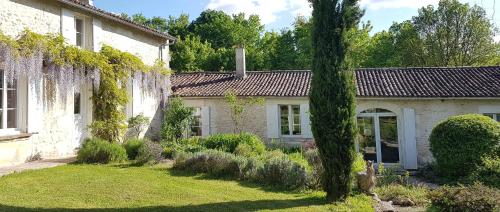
xmin=484 ymin=113 xmax=500 ymax=122
xmin=279 ymin=104 xmax=302 ymax=137
xmin=0 ymin=69 xmax=20 ymax=136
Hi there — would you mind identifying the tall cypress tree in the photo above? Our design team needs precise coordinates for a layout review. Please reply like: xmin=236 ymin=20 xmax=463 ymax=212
xmin=309 ymin=0 xmax=363 ymax=202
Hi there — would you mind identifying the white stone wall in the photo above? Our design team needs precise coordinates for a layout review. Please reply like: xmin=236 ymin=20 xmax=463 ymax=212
xmin=0 ymin=0 xmax=169 ymax=167
xmin=100 ymin=20 xmax=165 ymax=66
xmin=0 ymin=0 xmax=61 ymax=37
xmin=182 ymin=97 xmax=500 ymax=167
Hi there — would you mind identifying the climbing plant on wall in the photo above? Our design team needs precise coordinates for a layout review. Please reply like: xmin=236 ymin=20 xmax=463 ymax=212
xmin=0 ymin=30 xmax=171 ymax=143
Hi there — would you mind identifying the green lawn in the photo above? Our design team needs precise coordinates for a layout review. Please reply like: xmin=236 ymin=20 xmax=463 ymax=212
xmin=0 ymin=164 xmax=373 ymax=211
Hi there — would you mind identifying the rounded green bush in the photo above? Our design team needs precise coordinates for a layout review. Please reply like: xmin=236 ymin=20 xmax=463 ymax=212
xmin=123 ymin=139 xmax=145 ymax=160
xmin=77 ymin=138 xmax=127 ymax=164
xmin=430 ymin=114 xmax=500 ymax=178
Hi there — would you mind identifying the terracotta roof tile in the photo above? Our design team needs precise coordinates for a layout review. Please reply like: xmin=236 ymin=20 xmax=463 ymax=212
xmin=171 ymin=67 xmax=500 ymax=98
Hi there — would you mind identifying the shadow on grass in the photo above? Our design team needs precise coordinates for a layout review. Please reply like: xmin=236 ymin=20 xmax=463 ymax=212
xmin=0 ymin=197 xmax=328 ymax=212
xmin=166 ymin=169 xmax=300 ymax=193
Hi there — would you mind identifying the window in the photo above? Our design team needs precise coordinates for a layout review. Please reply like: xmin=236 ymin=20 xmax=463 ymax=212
xmin=280 ymin=105 xmax=301 ymax=136
xmin=75 ymin=18 xmax=84 ymax=47
xmin=189 ymin=107 xmax=202 ymax=137
xmin=484 ymin=113 xmax=500 ymax=122
xmin=0 ymin=70 xmax=17 ymax=130
xmin=74 ymin=92 xmax=81 ymax=115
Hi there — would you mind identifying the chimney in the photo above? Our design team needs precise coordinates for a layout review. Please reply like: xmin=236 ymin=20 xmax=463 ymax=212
xmin=77 ymin=0 xmax=94 ymax=6
xmin=235 ymin=46 xmax=246 ymax=79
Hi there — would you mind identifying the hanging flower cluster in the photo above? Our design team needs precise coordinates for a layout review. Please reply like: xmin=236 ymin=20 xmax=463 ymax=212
xmin=0 ymin=30 xmax=171 ymax=103
xmin=0 ymin=30 xmax=171 ymax=143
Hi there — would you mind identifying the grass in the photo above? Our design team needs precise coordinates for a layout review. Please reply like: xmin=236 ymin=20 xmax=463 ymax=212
xmin=375 ymin=184 xmax=430 ymax=207
xmin=0 ymin=164 xmax=373 ymax=211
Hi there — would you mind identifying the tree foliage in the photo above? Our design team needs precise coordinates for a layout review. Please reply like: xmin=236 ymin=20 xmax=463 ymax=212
xmin=309 ymin=0 xmax=363 ymax=202
xmin=161 ymin=97 xmax=194 ymax=142
xmin=126 ymin=0 xmax=498 ymax=71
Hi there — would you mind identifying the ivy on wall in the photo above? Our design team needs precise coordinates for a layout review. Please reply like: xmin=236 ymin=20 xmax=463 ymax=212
xmin=0 ymin=30 xmax=171 ymax=143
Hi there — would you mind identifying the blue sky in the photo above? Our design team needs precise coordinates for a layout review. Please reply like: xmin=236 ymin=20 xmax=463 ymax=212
xmin=95 ymin=0 xmax=499 ymax=37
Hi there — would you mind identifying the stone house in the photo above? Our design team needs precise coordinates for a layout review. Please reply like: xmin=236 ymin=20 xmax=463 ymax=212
xmin=0 ymin=0 xmax=174 ymax=167
xmin=171 ymin=48 xmax=500 ymax=170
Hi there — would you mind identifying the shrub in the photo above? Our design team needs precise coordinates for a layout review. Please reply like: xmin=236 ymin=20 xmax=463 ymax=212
xmin=375 ymin=185 xmax=430 ymax=207
xmin=162 ymin=137 xmax=206 ymax=158
xmin=377 ymin=163 xmax=410 ymax=186
xmin=123 ymin=139 xmax=144 ymax=160
xmin=256 ymin=155 xmax=308 ymax=190
xmin=429 ymin=183 xmax=500 ymax=212
xmin=161 ymin=97 xmax=194 ymax=142
xmin=203 ymin=133 xmax=265 ymax=154
xmin=304 ymin=149 xmax=366 ymax=189
xmin=430 ymin=114 xmax=500 ymax=178
xmin=77 ymin=138 xmax=127 ymax=164
xmin=135 ymin=141 xmax=163 ymax=165
xmin=126 ymin=114 xmax=150 ymax=139
xmin=468 ymin=156 xmax=500 ymax=188
xmin=304 ymin=149 xmax=324 ymax=189
xmin=173 ymin=150 xmax=247 ymax=178
xmin=287 ymin=152 xmax=311 ymax=172
xmin=234 ymin=143 xmax=257 ymax=157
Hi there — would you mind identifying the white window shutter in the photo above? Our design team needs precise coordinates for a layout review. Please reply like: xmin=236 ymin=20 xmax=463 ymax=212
xmin=300 ymin=103 xmax=312 ymax=138
xmin=403 ymin=108 xmax=418 ymax=169
xmin=92 ymin=18 xmax=103 ymax=52
xmin=61 ymin=8 xmax=76 ymax=45
xmin=201 ymin=106 xmax=210 ymax=137
xmin=27 ymin=77 xmax=43 ymax=133
xmin=266 ymin=104 xmax=279 ymax=139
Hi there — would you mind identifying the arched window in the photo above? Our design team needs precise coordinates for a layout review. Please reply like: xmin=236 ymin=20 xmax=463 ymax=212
xmin=357 ymin=108 xmax=400 ymax=164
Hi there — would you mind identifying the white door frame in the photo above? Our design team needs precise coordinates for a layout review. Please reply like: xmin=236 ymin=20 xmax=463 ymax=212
xmin=358 ymin=111 xmax=400 ymax=165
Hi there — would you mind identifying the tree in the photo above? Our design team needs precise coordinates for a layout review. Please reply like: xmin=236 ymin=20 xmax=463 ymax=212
xmin=170 ymin=35 xmax=215 ymax=72
xmin=309 ymin=0 xmax=363 ymax=202
xmin=161 ymin=97 xmax=194 ymax=142
xmin=224 ymin=90 xmax=264 ymax=133
xmin=412 ymin=0 xmax=498 ymax=66
xmin=166 ymin=14 xmax=191 ymax=39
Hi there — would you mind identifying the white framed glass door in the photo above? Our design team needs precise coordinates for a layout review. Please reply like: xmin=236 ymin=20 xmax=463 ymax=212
xmin=357 ymin=109 xmax=400 ymax=164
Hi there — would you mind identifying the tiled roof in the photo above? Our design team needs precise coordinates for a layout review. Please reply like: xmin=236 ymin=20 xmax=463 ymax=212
xmin=171 ymin=67 xmax=500 ymax=98
xmin=58 ymin=0 xmax=176 ymax=41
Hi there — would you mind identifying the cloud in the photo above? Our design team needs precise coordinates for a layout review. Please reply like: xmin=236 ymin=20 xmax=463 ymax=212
xmin=360 ymin=0 xmax=439 ymax=10
xmin=494 ymin=35 xmax=500 ymax=43
xmin=205 ymin=0 xmax=443 ymax=24
xmin=206 ymin=0 xmax=312 ymax=24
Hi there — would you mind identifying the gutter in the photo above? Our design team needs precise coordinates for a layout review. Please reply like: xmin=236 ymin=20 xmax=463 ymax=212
xmin=57 ymin=0 xmax=176 ymax=42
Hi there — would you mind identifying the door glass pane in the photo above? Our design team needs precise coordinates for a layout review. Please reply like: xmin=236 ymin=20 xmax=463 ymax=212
xmin=0 ymin=90 xmax=3 ymax=108
xmin=7 ymin=90 xmax=16 ymax=108
xmin=380 ymin=116 xmax=399 ymax=163
xmin=357 ymin=117 xmax=376 ymax=162
xmin=0 ymin=110 xmax=2 ymax=128
xmin=280 ymin=105 xmax=289 ymax=135
xmin=7 ymin=109 xmax=16 ymax=128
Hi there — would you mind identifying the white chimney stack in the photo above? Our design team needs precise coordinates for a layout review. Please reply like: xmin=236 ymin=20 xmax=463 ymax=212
xmin=235 ymin=46 xmax=246 ymax=79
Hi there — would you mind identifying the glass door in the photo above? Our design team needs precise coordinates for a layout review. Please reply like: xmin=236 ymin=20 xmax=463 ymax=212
xmin=357 ymin=109 xmax=400 ymax=164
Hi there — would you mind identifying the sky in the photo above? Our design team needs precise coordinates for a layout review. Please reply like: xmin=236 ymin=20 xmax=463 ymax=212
xmin=94 ymin=0 xmax=500 ymax=38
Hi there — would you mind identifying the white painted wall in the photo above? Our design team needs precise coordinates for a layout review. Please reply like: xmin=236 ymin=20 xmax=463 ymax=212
xmin=182 ymin=97 xmax=500 ymax=168
xmin=0 ymin=0 xmax=170 ymax=167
